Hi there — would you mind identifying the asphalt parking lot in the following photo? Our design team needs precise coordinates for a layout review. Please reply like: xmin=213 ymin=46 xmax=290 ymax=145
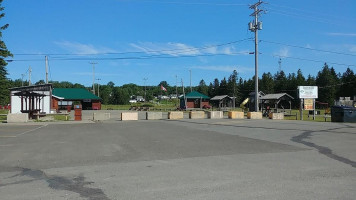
xmin=0 ymin=118 xmax=355 ymax=200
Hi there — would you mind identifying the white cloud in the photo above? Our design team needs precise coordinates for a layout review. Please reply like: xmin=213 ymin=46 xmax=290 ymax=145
xmin=275 ymin=47 xmax=290 ymax=57
xmin=54 ymin=41 xmax=117 ymax=54
xmin=129 ymin=42 xmax=247 ymax=56
xmin=348 ymin=45 xmax=356 ymax=53
xmin=72 ymin=72 xmax=122 ymax=76
xmin=191 ymin=65 xmax=253 ymax=73
xmin=326 ymin=32 xmax=356 ymax=37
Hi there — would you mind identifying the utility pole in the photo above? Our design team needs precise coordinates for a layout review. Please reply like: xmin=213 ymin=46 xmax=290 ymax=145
xmin=21 ymin=74 xmax=25 ymax=86
xmin=90 ymin=62 xmax=98 ymax=94
xmin=175 ymin=75 xmax=178 ymax=99
xmin=28 ymin=66 xmax=32 ymax=86
xmin=182 ymin=78 xmax=187 ymax=109
xmin=96 ymin=78 xmax=101 ymax=98
xmin=143 ymin=78 xmax=148 ymax=101
xmin=189 ymin=69 xmax=192 ymax=92
xmin=278 ymin=58 xmax=282 ymax=72
xmin=45 ymin=56 xmax=49 ymax=84
xmin=249 ymin=0 xmax=264 ymax=112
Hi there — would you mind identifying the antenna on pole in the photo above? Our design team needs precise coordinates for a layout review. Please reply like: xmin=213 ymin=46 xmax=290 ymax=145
xmin=28 ymin=66 xmax=32 ymax=86
xmin=45 ymin=56 xmax=49 ymax=84
xmin=90 ymin=62 xmax=98 ymax=94
xmin=248 ymin=0 xmax=265 ymax=112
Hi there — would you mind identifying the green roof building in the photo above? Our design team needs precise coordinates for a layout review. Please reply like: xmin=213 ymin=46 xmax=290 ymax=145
xmin=180 ymin=91 xmax=210 ymax=109
xmin=52 ymin=88 xmax=101 ymax=110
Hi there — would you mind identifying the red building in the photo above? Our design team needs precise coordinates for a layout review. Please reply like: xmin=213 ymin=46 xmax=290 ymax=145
xmin=180 ymin=91 xmax=210 ymax=109
xmin=52 ymin=88 xmax=101 ymax=110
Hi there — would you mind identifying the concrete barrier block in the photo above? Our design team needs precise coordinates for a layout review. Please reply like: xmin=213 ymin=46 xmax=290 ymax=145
xmin=247 ymin=112 xmax=263 ymax=119
xmin=146 ymin=112 xmax=163 ymax=120
xmin=93 ymin=113 xmax=111 ymax=121
xmin=168 ymin=111 xmax=183 ymax=120
xmin=269 ymin=112 xmax=284 ymax=120
xmin=7 ymin=113 xmax=28 ymax=123
xmin=208 ymin=111 xmax=223 ymax=119
xmin=189 ymin=111 xmax=205 ymax=119
xmin=121 ymin=112 xmax=138 ymax=121
xmin=228 ymin=111 xmax=244 ymax=119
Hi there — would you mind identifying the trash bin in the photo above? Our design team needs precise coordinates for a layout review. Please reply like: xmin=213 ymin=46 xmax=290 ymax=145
xmin=74 ymin=105 xmax=82 ymax=121
xmin=331 ymin=106 xmax=356 ymax=123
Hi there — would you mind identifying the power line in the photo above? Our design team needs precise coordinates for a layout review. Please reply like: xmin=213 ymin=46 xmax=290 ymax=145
xmin=271 ymin=54 xmax=356 ymax=67
xmin=261 ymin=40 xmax=356 ymax=57
xmin=12 ymin=39 xmax=252 ymax=56
xmin=126 ymin=0 xmax=248 ymax=6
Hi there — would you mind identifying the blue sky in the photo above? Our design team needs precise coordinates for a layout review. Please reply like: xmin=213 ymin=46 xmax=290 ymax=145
xmin=3 ymin=0 xmax=356 ymax=87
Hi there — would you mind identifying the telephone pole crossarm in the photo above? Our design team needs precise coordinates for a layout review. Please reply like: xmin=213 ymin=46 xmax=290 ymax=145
xmin=248 ymin=0 xmax=265 ymax=112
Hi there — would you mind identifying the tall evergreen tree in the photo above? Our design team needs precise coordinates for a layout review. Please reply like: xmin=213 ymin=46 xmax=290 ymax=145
xmin=274 ymin=70 xmax=288 ymax=93
xmin=260 ymin=72 xmax=274 ymax=94
xmin=315 ymin=63 xmax=339 ymax=105
xmin=197 ymin=79 xmax=208 ymax=95
xmin=339 ymin=67 xmax=356 ymax=98
xmin=0 ymin=0 xmax=12 ymax=105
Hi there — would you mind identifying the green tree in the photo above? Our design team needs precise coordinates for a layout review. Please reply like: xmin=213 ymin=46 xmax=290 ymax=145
xmin=227 ymin=70 xmax=240 ymax=105
xmin=0 ymin=1 xmax=12 ymax=105
xmin=306 ymin=74 xmax=316 ymax=86
xmin=260 ymin=72 xmax=274 ymax=94
xmin=197 ymin=79 xmax=208 ymax=95
xmin=316 ymin=63 xmax=339 ymax=105
xmin=274 ymin=70 xmax=288 ymax=93
xmin=339 ymin=67 xmax=356 ymax=98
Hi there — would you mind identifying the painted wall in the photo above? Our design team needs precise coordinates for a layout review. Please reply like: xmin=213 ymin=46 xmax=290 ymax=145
xmin=10 ymin=91 xmax=51 ymax=114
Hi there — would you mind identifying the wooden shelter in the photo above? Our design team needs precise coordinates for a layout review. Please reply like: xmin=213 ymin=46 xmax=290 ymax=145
xmin=10 ymin=84 xmax=53 ymax=118
xmin=260 ymin=93 xmax=294 ymax=114
xmin=210 ymin=95 xmax=234 ymax=110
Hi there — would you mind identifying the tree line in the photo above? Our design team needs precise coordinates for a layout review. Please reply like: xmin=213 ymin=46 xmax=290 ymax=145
xmin=2 ymin=63 xmax=354 ymax=109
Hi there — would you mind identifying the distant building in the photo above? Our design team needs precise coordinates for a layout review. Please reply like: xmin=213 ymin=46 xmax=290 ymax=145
xmin=52 ymin=88 xmax=102 ymax=110
xmin=180 ymin=91 xmax=210 ymax=109
xmin=9 ymin=85 xmax=102 ymax=119
xmin=210 ymin=95 xmax=234 ymax=109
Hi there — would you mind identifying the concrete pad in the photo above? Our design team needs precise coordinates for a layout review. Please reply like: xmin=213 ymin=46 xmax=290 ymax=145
xmin=146 ymin=112 xmax=163 ymax=120
xmin=93 ymin=112 xmax=111 ymax=121
xmin=168 ymin=111 xmax=183 ymax=120
xmin=208 ymin=111 xmax=223 ymax=119
xmin=6 ymin=113 xmax=28 ymax=123
xmin=121 ymin=112 xmax=138 ymax=121
xmin=228 ymin=111 xmax=244 ymax=119
xmin=247 ymin=112 xmax=262 ymax=119
xmin=189 ymin=111 xmax=205 ymax=119
xmin=269 ymin=112 xmax=284 ymax=120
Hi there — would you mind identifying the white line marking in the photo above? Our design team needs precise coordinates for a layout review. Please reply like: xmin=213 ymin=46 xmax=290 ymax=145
xmin=0 ymin=144 xmax=14 ymax=147
xmin=17 ymin=124 xmax=48 ymax=136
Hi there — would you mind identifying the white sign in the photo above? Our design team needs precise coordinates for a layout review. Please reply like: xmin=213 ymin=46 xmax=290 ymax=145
xmin=298 ymin=86 xmax=318 ymax=99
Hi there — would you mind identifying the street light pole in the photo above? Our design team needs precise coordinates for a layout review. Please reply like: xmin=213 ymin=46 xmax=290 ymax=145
xmin=96 ymin=78 xmax=101 ymax=98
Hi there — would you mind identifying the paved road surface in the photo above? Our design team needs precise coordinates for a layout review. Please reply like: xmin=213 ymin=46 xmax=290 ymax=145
xmin=0 ymin=118 xmax=355 ymax=199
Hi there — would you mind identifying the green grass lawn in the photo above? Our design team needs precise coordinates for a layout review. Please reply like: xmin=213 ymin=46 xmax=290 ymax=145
xmin=283 ymin=109 xmax=330 ymax=122
xmin=0 ymin=109 xmax=9 ymax=122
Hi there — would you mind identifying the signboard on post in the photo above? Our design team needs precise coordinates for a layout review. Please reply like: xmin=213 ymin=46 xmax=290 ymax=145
xmin=298 ymin=86 xmax=318 ymax=99
xmin=304 ymin=99 xmax=313 ymax=110
xmin=298 ymin=86 xmax=318 ymax=120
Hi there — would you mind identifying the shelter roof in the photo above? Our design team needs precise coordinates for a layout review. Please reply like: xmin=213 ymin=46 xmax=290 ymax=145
xmin=260 ymin=93 xmax=294 ymax=100
xmin=181 ymin=91 xmax=210 ymax=99
xmin=10 ymin=84 xmax=52 ymax=92
xmin=210 ymin=95 xmax=231 ymax=101
xmin=52 ymin=88 xmax=101 ymax=100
